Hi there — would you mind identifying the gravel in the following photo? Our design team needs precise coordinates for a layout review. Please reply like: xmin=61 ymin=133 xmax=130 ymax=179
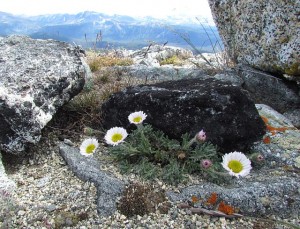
xmin=0 ymin=137 xmax=299 ymax=228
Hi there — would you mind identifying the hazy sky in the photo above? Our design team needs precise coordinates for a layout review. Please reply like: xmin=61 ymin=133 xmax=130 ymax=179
xmin=0 ymin=0 xmax=213 ymax=21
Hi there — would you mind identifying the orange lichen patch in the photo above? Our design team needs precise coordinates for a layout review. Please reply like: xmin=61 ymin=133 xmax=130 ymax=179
xmin=206 ymin=192 xmax=218 ymax=205
xmin=260 ymin=115 xmax=289 ymax=135
xmin=218 ymin=201 xmax=235 ymax=215
xmin=261 ymin=116 xmax=269 ymax=124
xmin=263 ymin=136 xmax=271 ymax=144
xmin=267 ymin=126 xmax=288 ymax=135
xmin=191 ymin=195 xmax=199 ymax=204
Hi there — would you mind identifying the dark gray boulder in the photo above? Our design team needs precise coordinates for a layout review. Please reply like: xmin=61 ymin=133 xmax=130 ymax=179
xmin=237 ymin=65 xmax=300 ymax=113
xmin=283 ymin=109 xmax=300 ymax=128
xmin=59 ymin=143 xmax=126 ymax=216
xmin=213 ymin=67 xmax=300 ymax=127
xmin=101 ymin=78 xmax=266 ymax=153
xmin=0 ymin=35 xmax=87 ymax=154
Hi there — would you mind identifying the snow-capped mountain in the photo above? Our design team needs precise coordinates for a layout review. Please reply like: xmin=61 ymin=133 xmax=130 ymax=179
xmin=0 ymin=11 xmax=220 ymax=51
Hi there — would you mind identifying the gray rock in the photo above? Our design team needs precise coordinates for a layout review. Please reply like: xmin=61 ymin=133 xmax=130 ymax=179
xmin=101 ymin=78 xmax=266 ymax=153
xmin=237 ymin=65 xmax=300 ymax=113
xmin=212 ymin=67 xmax=300 ymax=118
xmin=59 ymin=143 xmax=126 ymax=216
xmin=255 ymin=104 xmax=295 ymax=129
xmin=0 ymin=35 xmax=86 ymax=154
xmin=114 ymin=65 xmax=209 ymax=82
xmin=167 ymin=176 xmax=300 ymax=218
xmin=208 ymin=0 xmax=300 ymax=77
xmin=283 ymin=109 xmax=300 ymax=128
xmin=45 ymin=204 xmax=57 ymax=212
xmin=35 ymin=175 xmax=51 ymax=188
xmin=254 ymin=104 xmax=300 ymax=168
xmin=213 ymin=71 xmax=244 ymax=87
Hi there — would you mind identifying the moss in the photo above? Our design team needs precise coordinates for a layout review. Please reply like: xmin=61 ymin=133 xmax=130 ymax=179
xmin=160 ymin=55 xmax=182 ymax=66
xmin=270 ymin=62 xmax=300 ymax=77
xmin=284 ymin=62 xmax=300 ymax=76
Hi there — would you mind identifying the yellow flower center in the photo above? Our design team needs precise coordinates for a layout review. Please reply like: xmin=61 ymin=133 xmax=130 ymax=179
xmin=133 ymin=116 xmax=142 ymax=123
xmin=112 ymin=133 xmax=123 ymax=142
xmin=86 ymin=144 xmax=96 ymax=154
xmin=228 ymin=160 xmax=243 ymax=173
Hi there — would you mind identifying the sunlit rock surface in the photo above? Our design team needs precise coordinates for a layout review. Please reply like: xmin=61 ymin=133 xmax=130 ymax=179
xmin=0 ymin=35 xmax=86 ymax=154
xmin=208 ymin=0 xmax=300 ymax=77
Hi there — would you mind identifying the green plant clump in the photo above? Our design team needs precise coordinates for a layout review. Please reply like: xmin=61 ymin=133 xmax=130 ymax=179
xmin=159 ymin=55 xmax=182 ymax=66
xmin=109 ymin=124 xmax=222 ymax=185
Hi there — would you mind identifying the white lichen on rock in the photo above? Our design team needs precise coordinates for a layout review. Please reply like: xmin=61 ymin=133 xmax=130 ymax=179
xmin=208 ymin=0 xmax=300 ymax=76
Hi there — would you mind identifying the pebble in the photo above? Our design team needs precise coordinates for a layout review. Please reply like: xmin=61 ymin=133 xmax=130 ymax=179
xmin=45 ymin=204 xmax=56 ymax=212
xmin=17 ymin=210 xmax=26 ymax=216
xmin=64 ymin=139 xmax=75 ymax=146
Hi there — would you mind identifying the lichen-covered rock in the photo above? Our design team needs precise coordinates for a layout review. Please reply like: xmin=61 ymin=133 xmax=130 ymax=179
xmin=101 ymin=78 xmax=266 ymax=153
xmin=208 ymin=0 xmax=300 ymax=77
xmin=254 ymin=104 xmax=300 ymax=169
xmin=167 ymin=176 xmax=300 ymax=218
xmin=0 ymin=35 xmax=86 ymax=154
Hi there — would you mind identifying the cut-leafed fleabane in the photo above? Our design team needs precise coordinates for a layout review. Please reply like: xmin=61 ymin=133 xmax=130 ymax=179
xmin=79 ymin=138 xmax=99 ymax=156
xmin=221 ymin=151 xmax=252 ymax=178
xmin=128 ymin=111 xmax=147 ymax=125
xmin=104 ymin=127 xmax=128 ymax=146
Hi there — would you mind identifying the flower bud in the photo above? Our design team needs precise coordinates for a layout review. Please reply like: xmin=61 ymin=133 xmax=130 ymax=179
xmin=196 ymin=129 xmax=206 ymax=142
xmin=249 ymin=153 xmax=265 ymax=165
xmin=201 ymin=159 xmax=212 ymax=169
xmin=256 ymin=154 xmax=264 ymax=162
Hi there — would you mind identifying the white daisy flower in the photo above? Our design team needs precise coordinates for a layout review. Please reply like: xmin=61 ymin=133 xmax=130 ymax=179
xmin=128 ymin=111 xmax=147 ymax=125
xmin=221 ymin=151 xmax=252 ymax=178
xmin=79 ymin=138 xmax=99 ymax=156
xmin=104 ymin=127 xmax=128 ymax=146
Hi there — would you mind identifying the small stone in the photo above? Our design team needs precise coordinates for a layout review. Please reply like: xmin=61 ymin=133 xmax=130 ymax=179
xmin=196 ymin=221 xmax=202 ymax=227
xmin=17 ymin=210 xmax=26 ymax=216
xmin=64 ymin=139 xmax=75 ymax=146
xmin=65 ymin=218 xmax=74 ymax=226
xmin=45 ymin=204 xmax=56 ymax=212
xmin=119 ymin=214 xmax=127 ymax=220
xmin=294 ymin=156 xmax=300 ymax=169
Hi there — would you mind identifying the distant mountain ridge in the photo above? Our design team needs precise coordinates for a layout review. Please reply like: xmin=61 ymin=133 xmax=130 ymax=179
xmin=0 ymin=11 xmax=221 ymax=51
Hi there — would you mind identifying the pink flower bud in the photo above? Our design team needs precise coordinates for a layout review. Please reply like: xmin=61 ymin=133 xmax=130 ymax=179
xmin=201 ymin=159 xmax=212 ymax=169
xmin=257 ymin=154 xmax=264 ymax=162
xmin=196 ymin=129 xmax=206 ymax=142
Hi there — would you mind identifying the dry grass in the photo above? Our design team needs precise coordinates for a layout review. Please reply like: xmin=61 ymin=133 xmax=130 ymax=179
xmin=86 ymin=51 xmax=133 ymax=72
xmin=48 ymin=52 xmax=147 ymax=139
